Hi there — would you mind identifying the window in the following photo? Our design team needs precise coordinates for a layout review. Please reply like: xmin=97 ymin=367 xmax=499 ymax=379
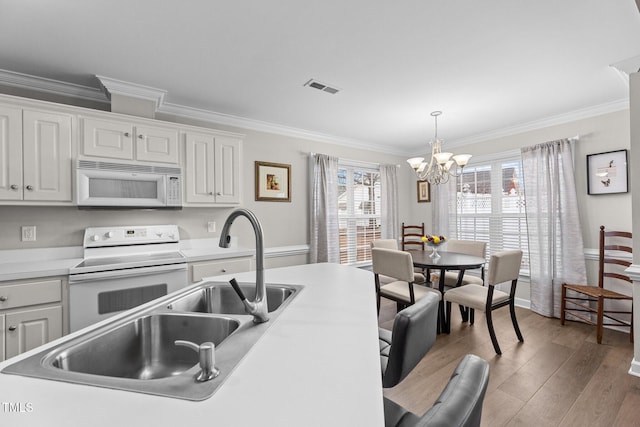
xmin=450 ymin=153 xmax=530 ymax=275
xmin=338 ymin=162 xmax=381 ymax=266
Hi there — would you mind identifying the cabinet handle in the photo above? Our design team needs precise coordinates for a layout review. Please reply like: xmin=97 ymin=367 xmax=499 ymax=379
xmin=8 ymin=326 xmax=16 ymax=332
xmin=216 ymin=192 xmax=222 ymax=196
xmin=209 ymin=192 xmax=214 ymax=196
xmin=221 ymin=269 xmax=227 ymax=273
xmin=123 ymin=132 xmax=131 ymax=137
xmin=138 ymin=134 xmax=144 ymax=139
xmin=0 ymin=296 xmax=7 ymax=302
xmin=10 ymin=184 xmax=18 ymax=190
xmin=25 ymin=185 xmax=33 ymax=191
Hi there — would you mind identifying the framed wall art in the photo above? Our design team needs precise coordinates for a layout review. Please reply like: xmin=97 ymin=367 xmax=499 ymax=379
xmin=586 ymin=149 xmax=628 ymax=195
xmin=417 ymin=180 xmax=431 ymax=203
xmin=255 ymin=161 xmax=291 ymax=202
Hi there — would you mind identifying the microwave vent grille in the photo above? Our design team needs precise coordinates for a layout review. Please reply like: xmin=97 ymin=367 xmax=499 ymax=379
xmin=77 ymin=160 xmax=181 ymax=175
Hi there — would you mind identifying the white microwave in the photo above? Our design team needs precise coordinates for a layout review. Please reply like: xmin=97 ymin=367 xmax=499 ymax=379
xmin=76 ymin=160 xmax=182 ymax=208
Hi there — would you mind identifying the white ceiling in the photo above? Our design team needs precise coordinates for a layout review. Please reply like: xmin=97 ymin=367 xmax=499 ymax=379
xmin=1 ymin=0 xmax=639 ymax=156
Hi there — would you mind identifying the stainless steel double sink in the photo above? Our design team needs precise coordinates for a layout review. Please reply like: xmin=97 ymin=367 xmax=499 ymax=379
xmin=2 ymin=281 xmax=302 ymax=400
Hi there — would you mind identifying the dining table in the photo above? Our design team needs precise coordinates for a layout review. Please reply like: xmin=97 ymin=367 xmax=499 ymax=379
xmin=409 ymin=250 xmax=486 ymax=333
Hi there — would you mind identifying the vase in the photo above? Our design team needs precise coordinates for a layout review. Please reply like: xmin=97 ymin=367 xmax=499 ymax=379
xmin=429 ymin=245 xmax=441 ymax=259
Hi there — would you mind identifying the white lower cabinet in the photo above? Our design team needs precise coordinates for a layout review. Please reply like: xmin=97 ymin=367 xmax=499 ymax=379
xmin=4 ymin=306 xmax=62 ymax=360
xmin=189 ymin=257 xmax=253 ymax=283
xmin=0 ymin=277 xmax=65 ymax=362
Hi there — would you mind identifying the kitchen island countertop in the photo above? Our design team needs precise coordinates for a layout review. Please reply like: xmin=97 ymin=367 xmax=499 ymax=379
xmin=0 ymin=263 xmax=384 ymax=426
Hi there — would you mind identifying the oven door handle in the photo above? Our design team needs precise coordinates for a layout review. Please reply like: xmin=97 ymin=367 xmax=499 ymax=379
xmin=69 ymin=263 xmax=187 ymax=283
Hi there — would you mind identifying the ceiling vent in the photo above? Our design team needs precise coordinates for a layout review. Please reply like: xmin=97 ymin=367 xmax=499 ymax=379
xmin=304 ymin=79 xmax=340 ymax=94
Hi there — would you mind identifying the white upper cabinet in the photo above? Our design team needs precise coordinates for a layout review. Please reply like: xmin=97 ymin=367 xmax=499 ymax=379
xmin=0 ymin=105 xmax=73 ymax=202
xmin=81 ymin=117 xmax=179 ymax=164
xmin=0 ymin=105 xmax=23 ymax=201
xmin=184 ymin=131 xmax=241 ymax=205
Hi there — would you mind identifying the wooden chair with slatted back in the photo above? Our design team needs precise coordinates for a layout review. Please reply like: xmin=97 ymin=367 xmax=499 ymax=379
xmin=561 ymin=226 xmax=633 ymax=344
xmin=401 ymin=223 xmax=425 ymax=251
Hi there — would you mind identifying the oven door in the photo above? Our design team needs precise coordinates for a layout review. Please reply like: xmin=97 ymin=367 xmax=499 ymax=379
xmin=69 ymin=263 xmax=188 ymax=332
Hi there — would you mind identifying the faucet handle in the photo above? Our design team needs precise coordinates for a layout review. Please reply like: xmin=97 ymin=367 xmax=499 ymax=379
xmin=174 ymin=340 xmax=220 ymax=382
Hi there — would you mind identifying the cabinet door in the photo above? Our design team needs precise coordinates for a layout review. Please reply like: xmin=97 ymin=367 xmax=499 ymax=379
xmin=214 ymin=137 xmax=241 ymax=204
xmin=81 ymin=117 xmax=134 ymax=160
xmin=135 ymin=125 xmax=180 ymax=164
xmin=0 ymin=105 xmax=23 ymax=201
xmin=5 ymin=306 xmax=63 ymax=359
xmin=184 ymin=131 xmax=216 ymax=203
xmin=22 ymin=110 xmax=73 ymax=201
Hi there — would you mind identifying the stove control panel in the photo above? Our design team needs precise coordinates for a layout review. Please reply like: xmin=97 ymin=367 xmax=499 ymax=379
xmin=83 ymin=225 xmax=180 ymax=247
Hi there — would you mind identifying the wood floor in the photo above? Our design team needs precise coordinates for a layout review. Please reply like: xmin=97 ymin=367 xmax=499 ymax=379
xmin=378 ymin=298 xmax=640 ymax=427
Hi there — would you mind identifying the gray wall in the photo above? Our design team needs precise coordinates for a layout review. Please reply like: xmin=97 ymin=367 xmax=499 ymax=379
xmin=0 ymin=90 xmax=631 ymax=284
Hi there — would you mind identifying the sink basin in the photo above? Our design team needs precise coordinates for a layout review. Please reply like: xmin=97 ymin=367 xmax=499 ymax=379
xmin=167 ymin=282 xmax=296 ymax=314
xmin=2 ymin=281 xmax=304 ymax=400
xmin=48 ymin=313 xmax=239 ymax=380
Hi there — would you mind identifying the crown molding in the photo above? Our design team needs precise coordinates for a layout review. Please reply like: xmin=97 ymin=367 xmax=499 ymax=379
xmin=158 ymin=101 xmax=404 ymax=156
xmin=444 ymin=98 xmax=630 ymax=149
xmin=96 ymin=75 xmax=167 ymax=108
xmin=0 ymin=69 xmax=109 ymax=103
xmin=0 ymin=71 xmax=630 ymax=157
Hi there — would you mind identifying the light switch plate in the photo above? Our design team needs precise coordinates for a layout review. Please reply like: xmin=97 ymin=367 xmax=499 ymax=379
xmin=21 ymin=225 xmax=36 ymax=242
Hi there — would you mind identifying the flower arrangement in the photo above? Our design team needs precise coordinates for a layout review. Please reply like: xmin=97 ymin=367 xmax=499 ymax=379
xmin=421 ymin=234 xmax=447 ymax=246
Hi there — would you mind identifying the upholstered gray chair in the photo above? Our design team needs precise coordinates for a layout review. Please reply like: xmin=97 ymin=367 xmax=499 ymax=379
xmin=383 ymin=354 xmax=490 ymax=427
xmin=430 ymin=239 xmax=487 ymax=288
xmin=372 ymin=239 xmax=426 ymax=284
xmin=372 ymin=247 xmax=441 ymax=314
xmin=443 ymin=249 xmax=524 ymax=354
xmin=372 ymin=239 xmax=400 ymax=250
xmin=379 ymin=292 xmax=439 ymax=388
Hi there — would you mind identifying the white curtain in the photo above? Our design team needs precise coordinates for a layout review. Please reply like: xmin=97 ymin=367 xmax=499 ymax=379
xmin=309 ymin=153 xmax=340 ymax=263
xmin=521 ymin=139 xmax=587 ymax=318
xmin=432 ymin=178 xmax=457 ymax=236
xmin=380 ymin=165 xmax=399 ymax=240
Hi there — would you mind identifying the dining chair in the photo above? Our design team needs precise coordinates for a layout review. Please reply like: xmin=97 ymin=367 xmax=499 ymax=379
xmin=371 ymin=239 xmax=426 ymax=284
xmin=384 ymin=354 xmax=490 ymax=427
xmin=443 ymin=250 xmax=523 ymax=355
xmin=372 ymin=247 xmax=441 ymax=314
xmin=401 ymin=222 xmax=425 ymax=251
xmin=430 ymin=239 xmax=487 ymax=288
xmin=379 ymin=292 xmax=439 ymax=388
xmin=561 ymin=226 xmax=633 ymax=344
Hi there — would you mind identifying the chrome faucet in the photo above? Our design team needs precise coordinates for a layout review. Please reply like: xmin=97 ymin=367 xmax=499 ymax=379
xmin=219 ymin=208 xmax=269 ymax=323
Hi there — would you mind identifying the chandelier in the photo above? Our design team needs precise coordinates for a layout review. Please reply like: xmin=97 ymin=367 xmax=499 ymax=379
xmin=407 ymin=111 xmax=471 ymax=185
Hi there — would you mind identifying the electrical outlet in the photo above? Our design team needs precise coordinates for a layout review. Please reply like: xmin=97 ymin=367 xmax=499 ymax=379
xmin=207 ymin=221 xmax=216 ymax=233
xmin=21 ymin=225 xmax=36 ymax=242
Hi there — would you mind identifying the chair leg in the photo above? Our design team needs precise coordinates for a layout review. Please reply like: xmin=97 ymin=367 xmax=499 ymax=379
xmin=560 ymin=284 xmax=566 ymax=325
xmin=510 ymin=300 xmax=524 ymax=342
xmin=486 ymin=309 xmax=501 ymax=355
xmin=445 ymin=301 xmax=452 ymax=334
xmin=459 ymin=305 xmax=469 ymax=322
xmin=469 ymin=308 xmax=475 ymax=325
xmin=377 ymin=293 xmax=381 ymax=315
xmin=597 ymin=296 xmax=604 ymax=344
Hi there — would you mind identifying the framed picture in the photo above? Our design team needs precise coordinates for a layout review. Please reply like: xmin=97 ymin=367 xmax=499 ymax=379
xmin=417 ymin=180 xmax=431 ymax=203
xmin=587 ymin=149 xmax=628 ymax=195
xmin=255 ymin=161 xmax=291 ymax=202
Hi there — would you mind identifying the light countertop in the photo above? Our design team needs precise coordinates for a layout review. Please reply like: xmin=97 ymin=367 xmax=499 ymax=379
xmin=0 ymin=263 xmax=384 ymax=426
xmin=0 ymin=239 xmax=256 ymax=282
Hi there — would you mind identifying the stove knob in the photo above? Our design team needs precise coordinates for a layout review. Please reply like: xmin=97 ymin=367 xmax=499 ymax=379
xmin=105 ymin=231 xmax=115 ymax=239
xmin=90 ymin=234 xmax=100 ymax=242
